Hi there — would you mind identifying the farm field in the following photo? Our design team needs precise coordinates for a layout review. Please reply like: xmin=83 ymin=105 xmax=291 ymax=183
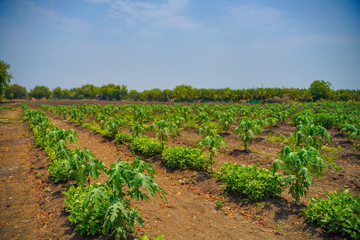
xmin=1 ymin=99 xmax=359 ymax=240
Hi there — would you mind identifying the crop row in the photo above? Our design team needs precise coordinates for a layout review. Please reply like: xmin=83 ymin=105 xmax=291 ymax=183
xmin=22 ymin=104 xmax=166 ymax=239
xmin=40 ymin=101 xmax=360 ymax=238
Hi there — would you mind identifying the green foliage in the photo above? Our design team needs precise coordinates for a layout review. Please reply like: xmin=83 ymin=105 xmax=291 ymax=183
xmin=0 ymin=105 xmax=16 ymax=110
xmin=0 ymin=59 xmax=13 ymax=96
xmin=309 ymin=80 xmax=332 ymax=101
xmin=103 ymin=117 xmax=123 ymax=137
xmin=135 ymin=234 xmax=165 ymax=240
xmin=198 ymin=134 xmax=227 ymax=172
xmin=234 ymin=118 xmax=262 ymax=150
xmin=63 ymin=184 xmax=112 ymax=236
xmin=314 ymin=113 xmax=336 ymax=129
xmin=99 ymin=84 xmax=128 ymax=100
xmin=130 ymin=136 xmax=163 ymax=156
xmin=266 ymin=133 xmax=293 ymax=144
xmin=218 ymin=163 xmax=283 ymax=200
xmin=64 ymin=158 xmax=166 ymax=239
xmin=130 ymin=124 xmax=146 ymax=137
xmin=271 ymin=145 xmax=326 ymax=203
xmin=295 ymin=124 xmax=332 ymax=149
xmin=341 ymin=124 xmax=360 ymax=150
xmin=115 ymin=131 xmax=133 ymax=144
xmin=217 ymin=111 xmax=235 ymax=132
xmin=48 ymin=157 xmax=72 ymax=183
xmin=162 ymin=146 xmax=211 ymax=171
xmin=150 ymin=120 xmax=179 ymax=149
xmin=292 ymin=110 xmax=314 ymax=126
xmin=302 ymin=189 xmax=360 ymax=239
xmin=185 ymin=121 xmax=200 ymax=129
xmin=4 ymin=84 xmax=27 ymax=99
xmin=198 ymin=122 xmax=220 ymax=138
xmin=82 ymin=121 xmax=101 ymax=133
xmin=29 ymin=85 xmax=51 ymax=99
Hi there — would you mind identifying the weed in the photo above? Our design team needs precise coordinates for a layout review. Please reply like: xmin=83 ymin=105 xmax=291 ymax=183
xmin=276 ymin=220 xmax=282 ymax=232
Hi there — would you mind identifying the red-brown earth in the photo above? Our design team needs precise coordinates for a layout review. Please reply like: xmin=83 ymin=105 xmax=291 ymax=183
xmin=1 ymin=99 xmax=359 ymax=240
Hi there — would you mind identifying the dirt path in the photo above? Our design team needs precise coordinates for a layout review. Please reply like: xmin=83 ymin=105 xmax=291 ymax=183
xmin=0 ymin=109 xmax=73 ymax=239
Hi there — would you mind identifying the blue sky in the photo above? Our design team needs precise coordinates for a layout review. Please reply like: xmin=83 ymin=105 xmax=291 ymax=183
xmin=1 ymin=0 xmax=359 ymax=91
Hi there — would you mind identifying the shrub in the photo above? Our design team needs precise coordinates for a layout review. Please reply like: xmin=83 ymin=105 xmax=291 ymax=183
xmin=302 ymin=189 xmax=360 ymax=239
xmin=314 ymin=113 xmax=336 ymax=129
xmin=115 ymin=132 xmax=133 ymax=144
xmin=218 ymin=163 xmax=283 ymax=200
xmin=63 ymin=183 xmax=113 ymax=236
xmin=130 ymin=136 xmax=163 ymax=156
xmin=162 ymin=146 xmax=211 ymax=171
xmin=48 ymin=158 xmax=72 ymax=183
xmin=185 ymin=121 xmax=200 ymax=129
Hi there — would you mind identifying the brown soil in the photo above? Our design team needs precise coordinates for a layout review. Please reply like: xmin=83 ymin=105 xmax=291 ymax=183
xmin=1 ymin=100 xmax=359 ymax=240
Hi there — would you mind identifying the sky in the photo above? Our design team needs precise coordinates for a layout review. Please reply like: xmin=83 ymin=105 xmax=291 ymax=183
xmin=0 ymin=0 xmax=359 ymax=91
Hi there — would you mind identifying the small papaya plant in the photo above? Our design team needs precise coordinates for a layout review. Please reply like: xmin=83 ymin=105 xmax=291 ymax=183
xmin=271 ymin=145 xmax=326 ymax=203
xmin=234 ymin=118 xmax=262 ymax=151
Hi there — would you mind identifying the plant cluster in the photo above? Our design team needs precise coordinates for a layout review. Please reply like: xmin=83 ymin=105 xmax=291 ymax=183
xmin=162 ymin=146 xmax=211 ymax=171
xmin=218 ymin=163 xmax=283 ymax=200
xmin=302 ymin=189 xmax=360 ymax=239
xmin=130 ymin=136 xmax=163 ymax=156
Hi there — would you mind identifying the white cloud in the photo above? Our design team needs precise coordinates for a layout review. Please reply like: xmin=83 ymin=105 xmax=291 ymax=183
xmin=22 ymin=1 xmax=89 ymax=34
xmin=227 ymin=4 xmax=284 ymax=30
xmin=108 ymin=0 xmax=199 ymax=31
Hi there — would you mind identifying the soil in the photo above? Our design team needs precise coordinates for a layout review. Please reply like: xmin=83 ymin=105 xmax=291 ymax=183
xmin=1 ymin=99 xmax=359 ymax=240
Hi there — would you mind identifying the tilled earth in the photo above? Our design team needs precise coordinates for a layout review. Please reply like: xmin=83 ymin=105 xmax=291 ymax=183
xmin=0 ymin=100 xmax=359 ymax=240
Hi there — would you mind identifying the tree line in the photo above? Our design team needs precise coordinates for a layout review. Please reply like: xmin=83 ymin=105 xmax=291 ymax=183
xmin=2 ymin=81 xmax=359 ymax=102
xmin=1 ymin=59 xmax=359 ymax=102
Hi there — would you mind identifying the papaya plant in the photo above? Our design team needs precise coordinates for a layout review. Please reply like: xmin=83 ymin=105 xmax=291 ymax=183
xmin=295 ymin=124 xmax=332 ymax=149
xmin=198 ymin=134 xmax=227 ymax=172
xmin=150 ymin=120 xmax=179 ymax=149
xmin=64 ymin=157 xmax=166 ymax=239
xmin=234 ymin=118 xmax=262 ymax=151
xmin=271 ymin=145 xmax=326 ymax=203
xmin=217 ymin=110 xmax=235 ymax=133
xmin=130 ymin=123 xmax=146 ymax=138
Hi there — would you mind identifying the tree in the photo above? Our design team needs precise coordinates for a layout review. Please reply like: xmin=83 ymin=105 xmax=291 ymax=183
xmin=29 ymin=85 xmax=51 ymax=99
xmin=52 ymin=87 xmax=63 ymax=99
xmin=0 ymin=60 xmax=13 ymax=98
xmin=5 ymin=84 xmax=27 ymax=99
xmin=309 ymin=80 xmax=332 ymax=101
xmin=100 ymin=84 xmax=128 ymax=100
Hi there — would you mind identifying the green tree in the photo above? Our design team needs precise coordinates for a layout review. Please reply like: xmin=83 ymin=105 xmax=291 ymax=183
xmin=0 ymin=60 xmax=13 ymax=98
xmin=52 ymin=87 xmax=63 ymax=99
xmin=309 ymin=80 xmax=332 ymax=101
xmin=29 ymin=85 xmax=51 ymax=99
xmin=5 ymin=84 xmax=27 ymax=99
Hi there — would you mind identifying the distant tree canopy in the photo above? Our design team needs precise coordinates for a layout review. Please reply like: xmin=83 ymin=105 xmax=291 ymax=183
xmin=5 ymin=81 xmax=359 ymax=102
xmin=0 ymin=60 xmax=13 ymax=97
xmin=309 ymin=80 xmax=332 ymax=101
xmin=99 ymin=84 xmax=128 ymax=100
xmin=5 ymin=84 xmax=27 ymax=99
xmin=30 ymin=85 xmax=51 ymax=99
